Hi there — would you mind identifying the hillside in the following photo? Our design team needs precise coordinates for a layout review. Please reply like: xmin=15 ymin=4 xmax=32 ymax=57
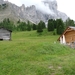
xmin=0 ymin=0 xmax=68 ymax=23
xmin=0 ymin=31 xmax=75 ymax=75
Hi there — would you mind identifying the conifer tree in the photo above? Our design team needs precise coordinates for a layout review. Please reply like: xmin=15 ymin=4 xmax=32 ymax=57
xmin=37 ymin=21 xmax=43 ymax=33
xmin=65 ymin=18 xmax=75 ymax=28
xmin=17 ymin=22 xmax=27 ymax=31
xmin=27 ymin=21 xmax=31 ymax=31
xmin=56 ymin=19 xmax=64 ymax=35
xmin=48 ymin=19 xmax=54 ymax=31
xmin=33 ymin=24 xmax=37 ymax=30
xmin=41 ymin=21 xmax=46 ymax=29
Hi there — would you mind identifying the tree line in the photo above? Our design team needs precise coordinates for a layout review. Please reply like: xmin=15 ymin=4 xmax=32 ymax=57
xmin=0 ymin=18 xmax=75 ymax=35
xmin=37 ymin=18 xmax=75 ymax=35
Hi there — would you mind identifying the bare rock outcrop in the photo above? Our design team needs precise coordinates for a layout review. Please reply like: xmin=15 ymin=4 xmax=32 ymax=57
xmin=0 ymin=0 xmax=68 ymax=24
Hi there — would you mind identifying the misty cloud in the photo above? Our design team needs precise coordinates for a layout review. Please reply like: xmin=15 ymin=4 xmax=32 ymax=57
xmin=35 ymin=0 xmax=55 ymax=14
xmin=8 ymin=0 xmax=21 ymax=6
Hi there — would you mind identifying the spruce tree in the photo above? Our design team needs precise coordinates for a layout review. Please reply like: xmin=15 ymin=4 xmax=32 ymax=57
xmin=41 ymin=21 xmax=46 ymax=29
xmin=27 ymin=21 xmax=31 ymax=31
xmin=65 ymin=18 xmax=75 ymax=28
xmin=17 ymin=22 xmax=27 ymax=31
xmin=17 ymin=19 xmax=20 ymax=24
xmin=48 ymin=19 xmax=54 ymax=31
xmin=2 ymin=18 xmax=15 ymax=31
xmin=37 ymin=21 xmax=43 ymax=33
xmin=56 ymin=19 xmax=64 ymax=35
xmin=33 ymin=24 xmax=37 ymax=30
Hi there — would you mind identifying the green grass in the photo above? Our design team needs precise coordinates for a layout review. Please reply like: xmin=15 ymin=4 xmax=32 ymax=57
xmin=0 ymin=30 xmax=75 ymax=75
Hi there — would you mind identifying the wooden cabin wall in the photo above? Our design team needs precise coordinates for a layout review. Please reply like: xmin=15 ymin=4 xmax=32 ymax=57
xmin=65 ymin=30 xmax=75 ymax=43
xmin=0 ymin=28 xmax=11 ymax=40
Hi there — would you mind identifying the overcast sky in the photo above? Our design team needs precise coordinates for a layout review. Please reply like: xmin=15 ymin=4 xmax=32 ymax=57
xmin=8 ymin=0 xmax=75 ymax=20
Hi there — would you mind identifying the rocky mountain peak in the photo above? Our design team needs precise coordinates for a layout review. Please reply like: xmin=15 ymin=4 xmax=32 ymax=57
xmin=21 ymin=4 xmax=25 ymax=11
xmin=26 ymin=5 xmax=36 ymax=11
xmin=0 ymin=0 xmax=68 ymax=23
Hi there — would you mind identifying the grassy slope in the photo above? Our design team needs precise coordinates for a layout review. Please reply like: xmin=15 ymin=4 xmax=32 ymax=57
xmin=0 ymin=30 xmax=75 ymax=75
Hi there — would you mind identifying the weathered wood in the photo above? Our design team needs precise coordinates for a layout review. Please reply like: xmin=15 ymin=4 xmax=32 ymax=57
xmin=0 ymin=28 xmax=12 ymax=41
xmin=58 ymin=26 xmax=75 ymax=45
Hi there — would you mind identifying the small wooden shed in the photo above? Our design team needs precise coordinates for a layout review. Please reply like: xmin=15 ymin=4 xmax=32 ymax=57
xmin=58 ymin=26 xmax=75 ymax=45
xmin=0 ymin=27 xmax=12 ymax=40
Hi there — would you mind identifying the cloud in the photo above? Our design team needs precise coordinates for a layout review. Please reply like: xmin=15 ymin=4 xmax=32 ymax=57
xmin=8 ymin=0 xmax=22 ymax=6
xmin=35 ymin=0 xmax=55 ymax=14
xmin=57 ymin=0 xmax=75 ymax=20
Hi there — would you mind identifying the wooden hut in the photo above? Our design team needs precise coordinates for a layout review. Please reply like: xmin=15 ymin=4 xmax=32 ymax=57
xmin=0 ymin=27 xmax=12 ymax=40
xmin=58 ymin=26 xmax=75 ymax=45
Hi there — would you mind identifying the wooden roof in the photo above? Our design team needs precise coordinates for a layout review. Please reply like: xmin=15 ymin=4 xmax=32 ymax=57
xmin=0 ymin=27 xmax=12 ymax=32
xmin=57 ymin=26 xmax=75 ymax=41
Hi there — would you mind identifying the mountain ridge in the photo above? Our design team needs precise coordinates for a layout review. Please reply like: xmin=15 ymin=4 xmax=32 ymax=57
xmin=0 ymin=0 xmax=68 ymax=24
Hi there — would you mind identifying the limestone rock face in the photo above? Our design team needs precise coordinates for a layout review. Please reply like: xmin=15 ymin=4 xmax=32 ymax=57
xmin=42 ymin=0 xmax=68 ymax=21
xmin=0 ymin=0 xmax=68 ymax=23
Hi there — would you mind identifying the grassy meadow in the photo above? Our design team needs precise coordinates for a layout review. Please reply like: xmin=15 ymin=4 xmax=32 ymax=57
xmin=0 ymin=30 xmax=75 ymax=75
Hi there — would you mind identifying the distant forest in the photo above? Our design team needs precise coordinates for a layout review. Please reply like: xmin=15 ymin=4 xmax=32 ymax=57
xmin=0 ymin=18 xmax=75 ymax=35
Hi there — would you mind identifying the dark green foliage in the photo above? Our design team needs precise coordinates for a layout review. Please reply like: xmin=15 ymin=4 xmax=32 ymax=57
xmin=39 ymin=21 xmax=46 ymax=29
xmin=27 ymin=21 xmax=31 ymax=31
xmin=56 ymin=19 xmax=64 ymax=35
xmin=41 ymin=21 xmax=46 ymax=29
xmin=48 ymin=19 xmax=54 ymax=31
xmin=27 ymin=24 xmax=31 ymax=31
xmin=0 ymin=18 xmax=15 ymax=31
xmin=17 ymin=22 xmax=27 ymax=31
xmin=53 ymin=20 xmax=57 ymax=29
xmin=17 ymin=19 xmax=20 ymax=24
xmin=65 ymin=18 xmax=75 ymax=28
xmin=1 ymin=18 xmax=75 ymax=34
xmin=17 ymin=21 xmax=32 ymax=31
xmin=37 ymin=21 xmax=43 ymax=33
xmin=32 ymin=24 xmax=37 ymax=30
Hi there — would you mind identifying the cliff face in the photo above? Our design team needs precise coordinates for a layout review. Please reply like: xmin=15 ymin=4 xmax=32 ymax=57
xmin=0 ymin=0 xmax=68 ymax=23
xmin=42 ymin=0 xmax=68 ymax=21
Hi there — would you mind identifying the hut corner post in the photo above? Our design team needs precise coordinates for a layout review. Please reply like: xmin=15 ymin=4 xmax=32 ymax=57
xmin=60 ymin=35 xmax=66 ymax=45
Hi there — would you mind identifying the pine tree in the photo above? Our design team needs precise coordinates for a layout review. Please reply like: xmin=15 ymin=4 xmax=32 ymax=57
xmin=2 ymin=18 xmax=15 ymax=31
xmin=48 ymin=19 xmax=54 ymax=31
xmin=27 ymin=21 xmax=31 ymax=31
xmin=41 ymin=21 xmax=46 ymax=29
xmin=56 ymin=19 xmax=64 ymax=35
xmin=53 ymin=20 xmax=57 ymax=29
xmin=37 ymin=21 xmax=43 ymax=33
xmin=17 ymin=22 xmax=27 ymax=31
xmin=65 ymin=18 xmax=75 ymax=28
xmin=17 ymin=19 xmax=20 ymax=24
xmin=33 ymin=24 xmax=37 ymax=30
